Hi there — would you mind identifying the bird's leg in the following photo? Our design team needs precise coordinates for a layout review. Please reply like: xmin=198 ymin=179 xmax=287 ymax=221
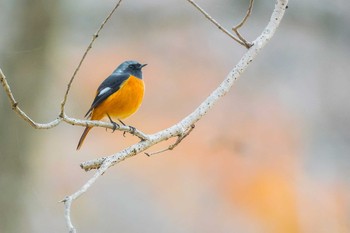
xmin=118 ymin=119 xmax=126 ymax=126
xmin=118 ymin=119 xmax=136 ymax=137
xmin=107 ymin=114 xmax=119 ymax=132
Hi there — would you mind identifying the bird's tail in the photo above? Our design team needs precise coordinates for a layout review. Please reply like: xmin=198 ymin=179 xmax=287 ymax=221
xmin=76 ymin=126 xmax=92 ymax=150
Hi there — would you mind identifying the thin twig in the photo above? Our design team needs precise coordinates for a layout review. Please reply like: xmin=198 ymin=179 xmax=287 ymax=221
xmin=168 ymin=124 xmax=195 ymax=149
xmin=0 ymin=68 xmax=17 ymax=108
xmin=186 ymin=0 xmax=247 ymax=47
xmin=60 ymin=0 xmax=123 ymax=115
xmin=232 ymin=0 xmax=254 ymax=48
xmin=234 ymin=0 xmax=254 ymax=30
xmin=0 ymin=68 xmax=63 ymax=129
xmin=145 ymin=124 xmax=195 ymax=156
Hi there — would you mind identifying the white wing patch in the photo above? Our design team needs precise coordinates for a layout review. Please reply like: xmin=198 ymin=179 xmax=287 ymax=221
xmin=98 ymin=87 xmax=112 ymax=96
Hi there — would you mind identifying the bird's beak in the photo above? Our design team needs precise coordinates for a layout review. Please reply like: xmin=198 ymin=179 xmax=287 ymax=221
xmin=141 ymin=64 xmax=147 ymax=68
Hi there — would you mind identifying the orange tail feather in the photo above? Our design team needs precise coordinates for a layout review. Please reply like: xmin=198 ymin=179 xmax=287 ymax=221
xmin=76 ymin=126 xmax=92 ymax=150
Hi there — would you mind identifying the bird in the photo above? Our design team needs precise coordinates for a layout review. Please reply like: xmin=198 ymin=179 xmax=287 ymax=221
xmin=76 ymin=60 xmax=147 ymax=150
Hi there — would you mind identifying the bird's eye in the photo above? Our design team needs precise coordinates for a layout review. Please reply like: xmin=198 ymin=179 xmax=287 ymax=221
xmin=129 ymin=64 xmax=136 ymax=69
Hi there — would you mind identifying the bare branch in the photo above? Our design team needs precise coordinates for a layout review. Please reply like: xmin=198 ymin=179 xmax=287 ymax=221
xmin=232 ymin=0 xmax=254 ymax=48
xmin=145 ymin=124 xmax=195 ymax=157
xmin=0 ymin=68 xmax=63 ymax=129
xmin=186 ymin=0 xmax=247 ymax=47
xmin=0 ymin=69 xmax=17 ymax=108
xmin=60 ymin=0 xmax=123 ymax=115
xmin=234 ymin=0 xmax=254 ymax=30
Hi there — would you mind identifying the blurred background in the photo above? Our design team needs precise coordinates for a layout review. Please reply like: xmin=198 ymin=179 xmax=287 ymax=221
xmin=0 ymin=0 xmax=349 ymax=232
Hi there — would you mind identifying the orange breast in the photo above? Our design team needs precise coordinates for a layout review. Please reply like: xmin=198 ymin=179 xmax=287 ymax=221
xmin=90 ymin=75 xmax=145 ymax=121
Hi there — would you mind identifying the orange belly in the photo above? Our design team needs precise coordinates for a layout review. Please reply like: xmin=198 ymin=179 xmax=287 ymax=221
xmin=90 ymin=75 xmax=145 ymax=121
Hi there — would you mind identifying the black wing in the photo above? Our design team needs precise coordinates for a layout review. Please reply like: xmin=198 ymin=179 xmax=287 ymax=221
xmin=84 ymin=73 xmax=130 ymax=118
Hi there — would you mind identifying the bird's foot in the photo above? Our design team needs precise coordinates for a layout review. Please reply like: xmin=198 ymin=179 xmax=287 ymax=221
xmin=117 ymin=119 xmax=136 ymax=137
xmin=107 ymin=114 xmax=119 ymax=132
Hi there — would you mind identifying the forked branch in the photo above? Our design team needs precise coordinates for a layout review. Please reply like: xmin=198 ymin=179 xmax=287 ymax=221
xmin=0 ymin=69 xmax=63 ymax=129
xmin=145 ymin=124 xmax=195 ymax=157
xmin=186 ymin=0 xmax=254 ymax=49
xmin=232 ymin=0 xmax=254 ymax=48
